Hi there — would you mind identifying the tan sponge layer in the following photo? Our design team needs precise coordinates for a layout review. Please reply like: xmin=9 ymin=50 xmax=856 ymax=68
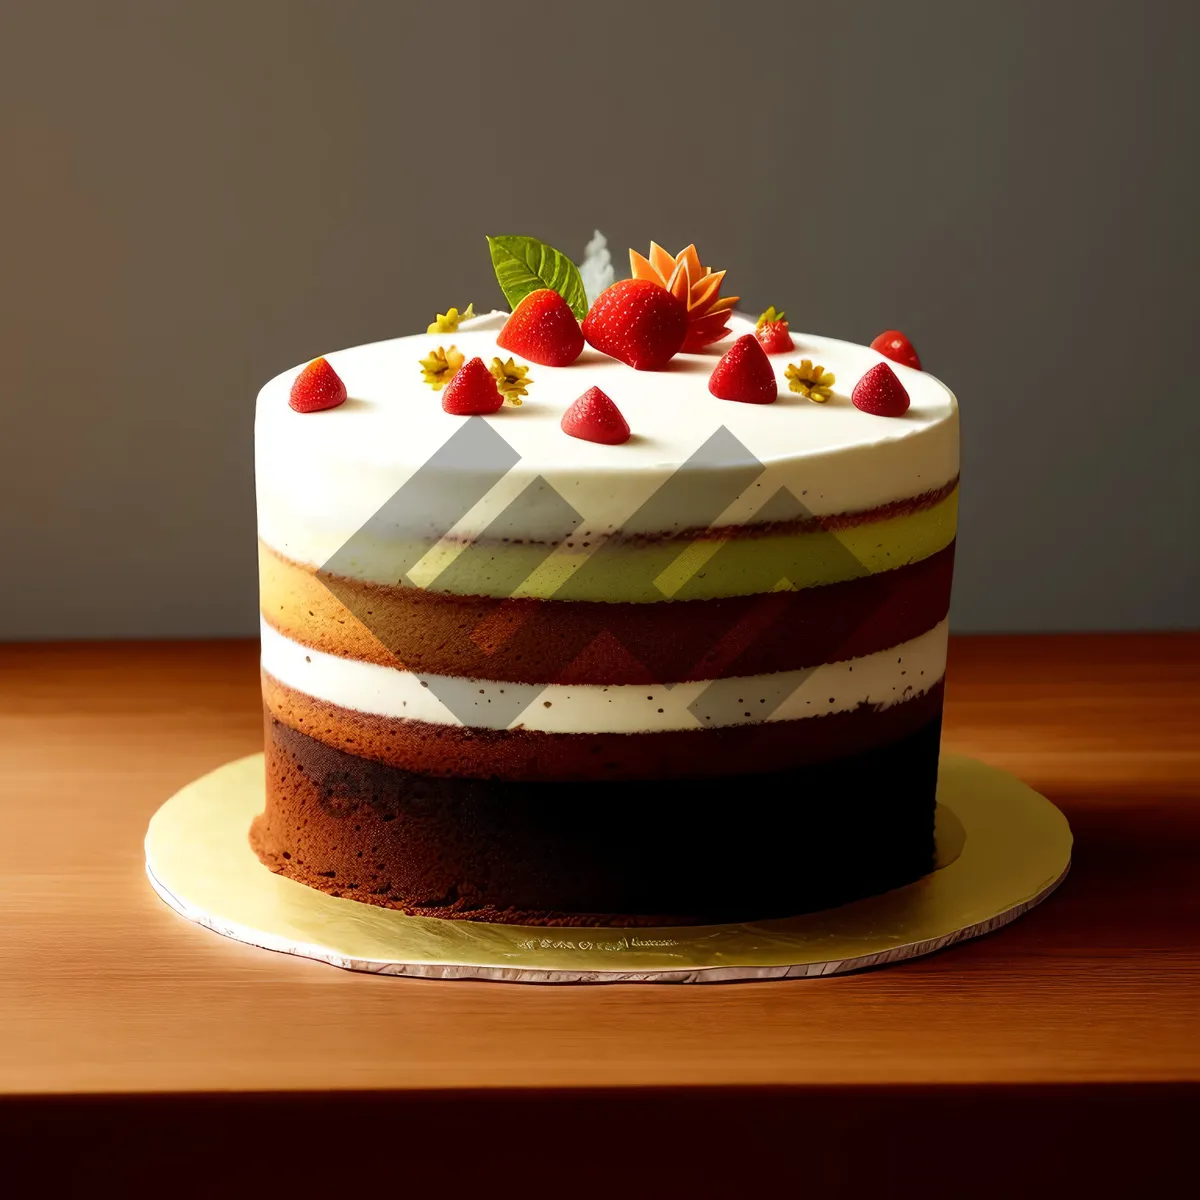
xmin=259 ymin=540 xmax=954 ymax=686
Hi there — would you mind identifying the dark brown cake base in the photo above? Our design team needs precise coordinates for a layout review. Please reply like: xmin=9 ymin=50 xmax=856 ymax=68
xmin=251 ymin=711 xmax=942 ymax=927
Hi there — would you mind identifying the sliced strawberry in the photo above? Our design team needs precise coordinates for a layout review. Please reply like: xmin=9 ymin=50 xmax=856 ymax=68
xmin=852 ymin=362 xmax=910 ymax=417
xmin=755 ymin=320 xmax=794 ymax=354
xmin=561 ymin=386 xmax=630 ymax=445
xmin=288 ymin=357 xmax=346 ymax=413
xmin=707 ymin=334 xmax=778 ymax=404
xmin=870 ymin=329 xmax=922 ymax=371
xmin=582 ymin=279 xmax=688 ymax=371
xmin=497 ymin=288 xmax=584 ymax=367
xmin=441 ymin=356 xmax=504 ymax=415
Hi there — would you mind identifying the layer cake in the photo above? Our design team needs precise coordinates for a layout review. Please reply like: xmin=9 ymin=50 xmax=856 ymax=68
xmin=251 ymin=266 xmax=959 ymax=926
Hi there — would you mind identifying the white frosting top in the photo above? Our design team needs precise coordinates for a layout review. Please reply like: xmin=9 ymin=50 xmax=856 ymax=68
xmin=256 ymin=312 xmax=958 ymax=569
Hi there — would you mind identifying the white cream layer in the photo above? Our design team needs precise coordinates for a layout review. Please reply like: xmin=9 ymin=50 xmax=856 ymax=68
xmin=261 ymin=617 xmax=947 ymax=735
xmin=256 ymin=312 xmax=959 ymax=573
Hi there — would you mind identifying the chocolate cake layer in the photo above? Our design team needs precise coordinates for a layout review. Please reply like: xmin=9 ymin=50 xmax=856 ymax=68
xmin=260 ymin=541 xmax=955 ymax=685
xmin=252 ymin=712 xmax=943 ymax=926
xmin=262 ymin=670 xmax=945 ymax=781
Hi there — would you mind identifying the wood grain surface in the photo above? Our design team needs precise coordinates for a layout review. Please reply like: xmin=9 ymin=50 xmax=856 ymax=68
xmin=2 ymin=634 xmax=1197 ymax=1189
xmin=2 ymin=633 xmax=1197 ymax=1099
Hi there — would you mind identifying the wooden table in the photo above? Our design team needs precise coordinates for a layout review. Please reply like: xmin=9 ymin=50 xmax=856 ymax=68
xmin=1 ymin=635 xmax=1197 ymax=1192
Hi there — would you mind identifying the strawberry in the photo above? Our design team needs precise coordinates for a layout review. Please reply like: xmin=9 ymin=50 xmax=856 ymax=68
xmin=870 ymin=329 xmax=922 ymax=371
xmin=755 ymin=319 xmax=794 ymax=354
xmin=582 ymin=279 xmax=688 ymax=371
xmin=852 ymin=362 xmax=910 ymax=417
xmin=288 ymin=357 xmax=346 ymax=413
xmin=707 ymin=334 xmax=778 ymax=404
xmin=441 ymin=356 xmax=504 ymax=415
xmin=754 ymin=306 xmax=795 ymax=355
xmin=497 ymin=288 xmax=584 ymax=367
xmin=561 ymin=386 xmax=630 ymax=445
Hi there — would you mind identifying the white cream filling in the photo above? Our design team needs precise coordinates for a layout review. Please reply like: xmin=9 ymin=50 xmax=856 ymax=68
xmin=260 ymin=617 xmax=947 ymax=734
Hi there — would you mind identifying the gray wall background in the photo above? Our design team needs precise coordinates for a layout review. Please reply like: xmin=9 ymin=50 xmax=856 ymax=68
xmin=2 ymin=0 xmax=1197 ymax=639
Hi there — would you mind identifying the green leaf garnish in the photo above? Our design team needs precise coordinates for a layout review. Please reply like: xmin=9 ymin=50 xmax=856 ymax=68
xmin=486 ymin=235 xmax=589 ymax=320
xmin=757 ymin=305 xmax=786 ymax=328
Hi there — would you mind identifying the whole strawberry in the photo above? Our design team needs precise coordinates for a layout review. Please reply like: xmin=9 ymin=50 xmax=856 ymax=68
xmin=441 ymin=356 xmax=504 ymax=415
xmin=754 ymin=306 xmax=794 ymax=354
xmin=708 ymin=334 xmax=778 ymax=404
xmin=582 ymin=279 xmax=688 ymax=371
xmin=870 ymin=330 xmax=922 ymax=371
xmin=852 ymin=362 xmax=910 ymax=417
xmin=561 ymin=386 xmax=630 ymax=445
xmin=497 ymin=288 xmax=584 ymax=367
xmin=289 ymin=357 xmax=347 ymax=413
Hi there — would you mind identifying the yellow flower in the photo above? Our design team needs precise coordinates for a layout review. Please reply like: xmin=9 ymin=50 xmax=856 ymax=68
xmin=426 ymin=303 xmax=475 ymax=334
xmin=419 ymin=344 xmax=465 ymax=390
xmin=489 ymin=356 xmax=531 ymax=405
xmin=756 ymin=305 xmax=786 ymax=328
xmin=785 ymin=359 xmax=836 ymax=403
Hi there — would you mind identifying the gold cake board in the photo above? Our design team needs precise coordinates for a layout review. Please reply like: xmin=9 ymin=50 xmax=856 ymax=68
xmin=144 ymin=753 xmax=1071 ymax=984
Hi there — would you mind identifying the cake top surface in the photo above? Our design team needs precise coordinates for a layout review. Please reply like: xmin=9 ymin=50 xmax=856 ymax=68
xmin=260 ymin=309 xmax=955 ymax=469
xmin=257 ymin=312 xmax=957 ymax=555
xmin=256 ymin=235 xmax=958 ymax=563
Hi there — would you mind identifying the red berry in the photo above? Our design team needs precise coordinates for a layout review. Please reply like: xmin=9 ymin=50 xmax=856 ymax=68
xmin=852 ymin=362 xmax=910 ymax=417
xmin=561 ymin=386 xmax=630 ymax=445
xmin=755 ymin=320 xmax=794 ymax=354
xmin=288 ymin=357 xmax=346 ymax=413
xmin=707 ymin=334 xmax=778 ymax=405
xmin=497 ymin=288 xmax=584 ymax=367
xmin=441 ymin=357 xmax=504 ymax=415
xmin=582 ymin=279 xmax=688 ymax=371
xmin=870 ymin=329 xmax=922 ymax=371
